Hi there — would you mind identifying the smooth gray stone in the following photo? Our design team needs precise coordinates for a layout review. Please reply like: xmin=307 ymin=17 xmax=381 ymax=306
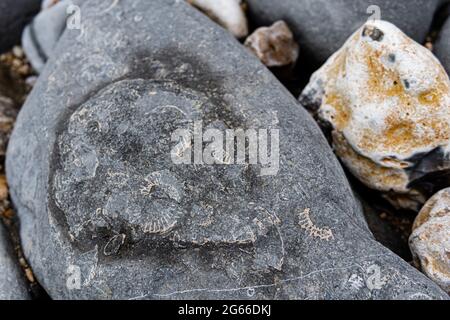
xmin=22 ymin=0 xmax=73 ymax=73
xmin=0 ymin=222 xmax=29 ymax=300
xmin=0 ymin=0 xmax=41 ymax=54
xmin=435 ymin=16 xmax=450 ymax=75
xmin=246 ymin=0 xmax=442 ymax=64
xmin=358 ymin=195 xmax=412 ymax=261
xmin=6 ymin=0 xmax=449 ymax=300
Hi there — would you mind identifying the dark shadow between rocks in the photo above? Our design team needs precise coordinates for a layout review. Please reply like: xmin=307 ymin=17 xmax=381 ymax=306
xmin=48 ymin=46 xmax=257 ymax=261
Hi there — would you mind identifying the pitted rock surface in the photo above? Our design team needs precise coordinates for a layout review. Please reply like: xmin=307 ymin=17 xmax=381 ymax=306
xmin=0 ymin=0 xmax=41 ymax=53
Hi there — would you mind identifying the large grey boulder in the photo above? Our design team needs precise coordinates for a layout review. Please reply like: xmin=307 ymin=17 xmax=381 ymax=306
xmin=0 ymin=0 xmax=41 ymax=54
xmin=6 ymin=0 xmax=449 ymax=299
xmin=246 ymin=0 xmax=442 ymax=64
xmin=435 ymin=16 xmax=450 ymax=75
xmin=0 ymin=222 xmax=29 ymax=300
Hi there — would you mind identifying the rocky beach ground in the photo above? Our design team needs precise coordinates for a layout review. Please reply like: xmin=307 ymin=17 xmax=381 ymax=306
xmin=0 ymin=0 xmax=449 ymax=300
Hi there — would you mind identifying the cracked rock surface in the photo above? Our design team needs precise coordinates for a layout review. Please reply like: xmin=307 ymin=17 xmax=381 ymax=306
xmin=6 ymin=0 xmax=449 ymax=299
xmin=246 ymin=0 xmax=442 ymax=65
xmin=0 ymin=222 xmax=29 ymax=300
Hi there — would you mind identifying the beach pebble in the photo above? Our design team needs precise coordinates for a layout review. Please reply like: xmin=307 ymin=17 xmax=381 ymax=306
xmin=246 ymin=0 xmax=442 ymax=65
xmin=410 ymin=188 xmax=450 ymax=293
xmin=300 ymin=20 xmax=450 ymax=211
xmin=22 ymin=0 xmax=73 ymax=73
xmin=0 ymin=0 xmax=41 ymax=54
xmin=0 ymin=222 xmax=30 ymax=300
xmin=187 ymin=0 xmax=248 ymax=38
xmin=0 ymin=95 xmax=18 ymax=157
xmin=244 ymin=21 xmax=299 ymax=67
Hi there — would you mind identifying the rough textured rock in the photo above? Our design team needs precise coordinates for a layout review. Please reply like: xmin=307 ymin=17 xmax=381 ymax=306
xmin=435 ymin=16 xmax=450 ymax=76
xmin=410 ymin=188 xmax=450 ymax=293
xmin=187 ymin=0 xmax=248 ymax=38
xmin=300 ymin=20 xmax=450 ymax=211
xmin=22 ymin=0 xmax=72 ymax=73
xmin=244 ymin=21 xmax=299 ymax=68
xmin=6 ymin=0 xmax=449 ymax=300
xmin=246 ymin=0 xmax=442 ymax=65
xmin=0 ymin=0 xmax=42 ymax=54
xmin=0 ymin=222 xmax=29 ymax=300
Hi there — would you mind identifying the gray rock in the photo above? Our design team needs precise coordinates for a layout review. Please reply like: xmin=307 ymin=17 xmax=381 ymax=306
xmin=6 ymin=0 xmax=449 ymax=300
xmin=409 ymin=188 xmax=450 ymax=293
xmin=246 ymin=0 xmax=442 ymax=64
xmin=0 ymin=222 xmax=29 ymax=300
xmin=0 ymin=0 xmax=42 ymax=54
xmin=358 ymin=195 xmax=412 ymax=261
xmin=435 ymin=16 xmax=450 ymax=75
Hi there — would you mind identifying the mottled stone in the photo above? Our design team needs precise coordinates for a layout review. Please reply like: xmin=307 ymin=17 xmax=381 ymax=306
xmin=6 ymin=0 xmax=449 ymax=300
xmin=42 ymin=0 xmax=62 ymax=9
xmin=246 ymin=0 xmax=442 ymax=65
xmin=244 ymin=21 xmax=299 ymax=68
xmin=358 ymin=194 xmax=412 ymax=261
xmin=410 ymin=188 xmax=450 ymax=293
xmin=22 ymin=0 xmax=73 ymax=73
xmin=0 ymin=222 xmax=29 ymax=300
xmin=300 ymin=20 xmax=450 ymax=211
xmin=0 ymin=0 xmax=42 ymax=54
